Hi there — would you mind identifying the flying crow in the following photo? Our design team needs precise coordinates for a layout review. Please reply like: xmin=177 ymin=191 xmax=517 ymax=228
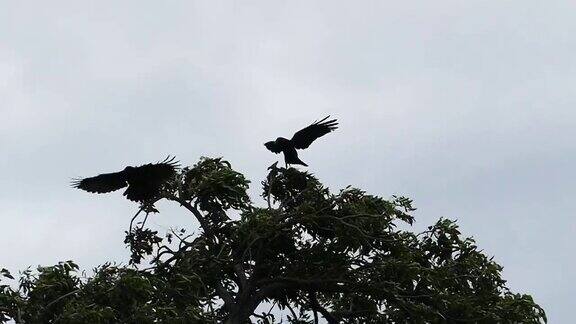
xmin=72 ymin=156 xmax=179 ymax=202
xmin=265 ymin=116 xmax=338 ymax=167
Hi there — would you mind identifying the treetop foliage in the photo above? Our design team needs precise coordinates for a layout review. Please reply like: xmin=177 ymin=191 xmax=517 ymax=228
xmin=1 ymin=157 xmax=546 ymax=323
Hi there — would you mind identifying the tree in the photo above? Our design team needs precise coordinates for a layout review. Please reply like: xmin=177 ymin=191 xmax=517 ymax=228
xmin=0 ymin=157 xmax=546 ymax=323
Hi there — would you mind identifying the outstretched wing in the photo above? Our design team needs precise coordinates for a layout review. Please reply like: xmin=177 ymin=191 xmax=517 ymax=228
xmin=123 ymin=156 xmax=180 ymax=201
xmin=130 ymin=156 xmax=179 ymax=184
xmin=290 ymin=116 xmax=338 ymax=149
xmin=72 ymin=171 xmax=128 ymax=194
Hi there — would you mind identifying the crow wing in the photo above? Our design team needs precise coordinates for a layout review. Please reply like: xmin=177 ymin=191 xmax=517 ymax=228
xmin=290 ymin=116 xmax=338 ymax=149
xmin=123 ymin=157 xmax=179 ymax=201
xmin=128 ymin=158 xmax=179 ymax=184
xmin=72 ymin=171 xmax=128 ymax=194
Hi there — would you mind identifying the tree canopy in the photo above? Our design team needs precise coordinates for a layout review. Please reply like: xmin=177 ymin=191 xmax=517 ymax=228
xmin=0 ymin=157 xmax=546 ymax=323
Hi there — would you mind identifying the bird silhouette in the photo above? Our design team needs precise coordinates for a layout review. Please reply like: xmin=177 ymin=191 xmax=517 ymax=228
xmin=265 ymin=116 xmax=338 ymax=167
xmin=72 ymin=156 xmax=179 ymax=203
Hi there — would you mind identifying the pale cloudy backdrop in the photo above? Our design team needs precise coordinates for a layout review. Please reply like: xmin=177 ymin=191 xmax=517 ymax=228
xmin=1 ymin=1 xmax=574 ymax=321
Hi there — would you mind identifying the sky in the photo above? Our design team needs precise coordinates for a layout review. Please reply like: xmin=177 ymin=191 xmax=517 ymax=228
xmin=1 ymin=1 xmax=574 ymax=321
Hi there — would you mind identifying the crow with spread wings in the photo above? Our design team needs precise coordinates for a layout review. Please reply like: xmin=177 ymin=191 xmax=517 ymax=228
xmin=265 ymin=116 xmax=338 ymax=167
xmin=72 ymin=156 xmax=179 ymax=203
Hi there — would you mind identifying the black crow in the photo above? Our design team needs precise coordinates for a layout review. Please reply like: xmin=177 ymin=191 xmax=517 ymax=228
xmin=72 ymin=156 xmax=179 ymax=202
xmin=265 ymin=116 xmax=338 ymax=167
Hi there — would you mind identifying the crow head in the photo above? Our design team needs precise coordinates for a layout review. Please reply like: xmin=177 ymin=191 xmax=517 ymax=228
xmin=264 ymin=141 xmax=282 ymax=153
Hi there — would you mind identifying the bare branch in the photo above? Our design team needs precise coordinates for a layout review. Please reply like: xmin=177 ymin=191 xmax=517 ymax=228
xmin=308 ymin=292 xmax=338 ymax=324
xmin=168 ymin=195 xmax=216 ymax=241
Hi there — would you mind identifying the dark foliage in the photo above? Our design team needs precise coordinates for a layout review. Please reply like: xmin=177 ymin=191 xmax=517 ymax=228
xmin=1 ymin=158 xmax=546 ymax=323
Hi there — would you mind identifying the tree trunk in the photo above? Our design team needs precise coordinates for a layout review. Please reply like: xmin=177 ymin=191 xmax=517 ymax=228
xmin=224 ymin=298 xmax=259 ymax=324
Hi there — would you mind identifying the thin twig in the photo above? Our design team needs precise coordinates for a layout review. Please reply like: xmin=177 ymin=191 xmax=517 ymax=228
xmin=139 ymin=212 xmax=150 ymax=230
xmin=46 ymin=289 xmax=81 ymax=308
xmin=129 ymin=207 xmax=145 ymax=235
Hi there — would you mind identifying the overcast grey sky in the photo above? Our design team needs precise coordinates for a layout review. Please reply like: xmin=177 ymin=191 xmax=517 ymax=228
xmin=1 ymin=1 xmax=574 ymax=321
